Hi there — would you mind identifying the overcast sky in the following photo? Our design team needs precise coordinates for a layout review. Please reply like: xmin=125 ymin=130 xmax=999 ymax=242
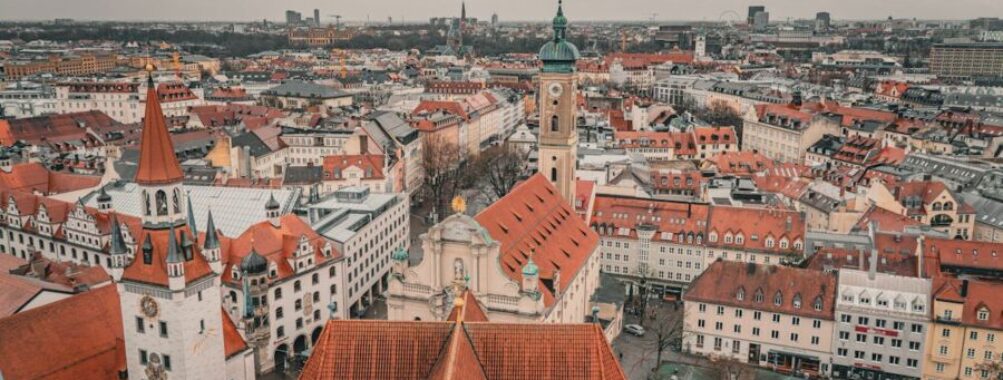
xmin=1 ymin=0 xmax=1000 ymax=23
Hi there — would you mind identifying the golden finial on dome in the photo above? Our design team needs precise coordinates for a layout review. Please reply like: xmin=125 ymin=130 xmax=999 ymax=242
xmin=144 ymin=62 xmax=155 ymax=72
xmin=451 ymin=195 xmax=467 ymax=214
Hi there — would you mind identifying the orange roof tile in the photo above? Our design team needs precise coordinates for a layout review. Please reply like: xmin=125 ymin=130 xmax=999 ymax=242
xmin=135 ymin=76 xmax=185 ymax=185
xmin=685 ymin=260 xmax=836 ymax=320
xmin=300 ymin=320 xmax=625 ymax=380
xmin=221 ymin=308 xmax=249 ymax=358
xmin=925 ymin=237 xmax=1003 ymax=274
xmin=220 ymin=215 xmax=339 ymax=285
xmin=121 ymin=225 xmax=214 ymax=287
xmin=322 ymin=154 xmax=386 ymax=180
xmin=0 ymin=162 xmax=101 ymax=194
xmin=0 ymin=285 xmax=124 ymax=380
xmin=933 ymin=278 xmax=1003 ymax=329
xmin=474 ymin=174 xmax=599 ymax=307
xmin=446 ymin=291 xmax=490 ymax=323
xmin=706 ymin=206 xmax=805 ymax=255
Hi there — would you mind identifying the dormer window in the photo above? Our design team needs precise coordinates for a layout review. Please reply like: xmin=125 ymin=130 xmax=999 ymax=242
xmin=780 ymin=238 xmax=789 ymax=249
xmin=709 ymin=232 xmax=718 ymax=242
xmin=813 ymin=296 xmax=823 ymax=311
xmin=736 ymin=288 xmax=745 ymax=301
xmin=773 ymin=291 xmax=783 ymax=306
xmin=765 ymin=238 xmax=775 ymax=248
xmin=754 ymin=289 xmax=764 ymax=303
xmin=793 ymin=294 xmax=802 ymax=309
xmin=736 ymin=234 xmax=745 ymax=244
xmin=724 ymin=233 xmax=733 ymax=244
xmin=977 ymin=307 xmax=989 ymax=321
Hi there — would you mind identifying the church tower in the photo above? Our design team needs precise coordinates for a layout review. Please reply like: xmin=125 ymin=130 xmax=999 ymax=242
xmin=537 ymin=0 xmax=580 ymax=204
xmin=118 ymin=66 xmax=228 ymax=380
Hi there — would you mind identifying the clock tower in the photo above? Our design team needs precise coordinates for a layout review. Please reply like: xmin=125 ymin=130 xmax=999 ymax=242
xmin=538 ymin=0 xmax=580 ymax=204
xmin=118 ymin=67 xmax=229 ymax=380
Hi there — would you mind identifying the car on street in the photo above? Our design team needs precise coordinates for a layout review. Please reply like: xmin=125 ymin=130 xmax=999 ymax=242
xmin=624 ymin=324 xmax=645 ymax=336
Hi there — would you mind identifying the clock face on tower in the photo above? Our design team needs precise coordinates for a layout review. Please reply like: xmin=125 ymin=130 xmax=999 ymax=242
xmin=548 ymin=83 xmax=564 ymax=98
xmin=140 ymin=295 xmax=159 ymax=318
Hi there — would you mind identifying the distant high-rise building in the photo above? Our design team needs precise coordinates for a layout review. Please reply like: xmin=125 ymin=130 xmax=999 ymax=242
xmin=491 ymin=13 xmax=498 ymax=27
xmin=285 ymin=10 xmax=302 ymax=24
xmin=815 ymin=12 xmax=831 ymax=32
xmin=461 ymin=1 xmax=467 ymax=26
xmin=753 ymin=11 xmax=769 ymax=32
xmin=314 ymin=9 xmax=320 ymax=26
xmin=748 ymin=6 xmax=765 ymax=25
xmin=930 ymin=42 xmax=1003 ymax=78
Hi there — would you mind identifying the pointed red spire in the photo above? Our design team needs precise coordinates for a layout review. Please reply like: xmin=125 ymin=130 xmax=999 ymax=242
xmin=135 ymin=67 xmax=184 ymax=185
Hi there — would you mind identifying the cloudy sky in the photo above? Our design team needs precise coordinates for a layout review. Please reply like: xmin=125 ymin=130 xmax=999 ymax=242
xmin=1 ymin=0 xmax=1000 ymax=22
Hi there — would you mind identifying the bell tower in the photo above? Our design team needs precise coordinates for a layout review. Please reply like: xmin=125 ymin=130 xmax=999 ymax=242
xmin=537 ymin=0 xmax=580 ymax=204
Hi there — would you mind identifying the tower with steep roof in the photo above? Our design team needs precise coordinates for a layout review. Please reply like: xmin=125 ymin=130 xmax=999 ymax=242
xmin=537 ymin=0 xmax=580 ymax=204
xmin=118 ymin=66 xmax=228 ymax=380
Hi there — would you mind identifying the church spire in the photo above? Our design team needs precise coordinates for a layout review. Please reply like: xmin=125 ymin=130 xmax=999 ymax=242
xmin=186 ymin=190 xmax=197 ymax=239
xmin=135 ymin=65 xmax=184 ymax=186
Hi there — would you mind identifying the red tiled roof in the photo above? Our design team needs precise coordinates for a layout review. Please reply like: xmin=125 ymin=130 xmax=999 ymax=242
xmin=221 ymin=308 xmax=249 ymax=358
xmin=591 ymin=195 xmax=709 ymax=243
xmin=933 ymin=278 xmax=1003 ymax=329
xmin=0 ymin=162 xmax=101 ymax=194
xmin=322 ymin=154 xmax=386 ymax=180
xmin=156 ymin=82 xmax=198 ymax=103
xmin=220 ymin=215 xmax=339 ymax=285
xmin=121 ymin=225 xmax=215 ymax=287
xmin=925 ymin=237 xmax=1003 ymax=274
xmin=135 ymin=78 xmax=185 ymax=185
xmin=804 ymin=246 xmax=919 ymax=277
xmin=0 ymin=110 xmax=121 ymax=147
xmin=854 ymin=205 xmax=923 ymax=234
xmin=692 ymin=126 xmax=736 ymax=145
xmin=0 ymin=285 xmax=124 ymax=380
xmin=685 ymin=260 xmax=836 ymax=320
xmin=703 ymin=151 xmax=775 ymax=177
xmin=446 ymin=291 xmax=490 ymax=323
xmin=300 ymin=320 xmax=625 ymax=380
xmin=474 ymin=174 xmax=599 ymax=307
xmin=706 ymin=206 xmax=805 ymax=255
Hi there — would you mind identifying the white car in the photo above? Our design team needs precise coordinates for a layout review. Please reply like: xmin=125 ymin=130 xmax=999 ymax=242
xmin=624 ymin=324 xmax=645 ymax=336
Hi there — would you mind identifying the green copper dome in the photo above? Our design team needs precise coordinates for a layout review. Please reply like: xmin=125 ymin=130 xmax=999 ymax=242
xmin=539 ymin=0 xmax=579 ymax=73
xmin=522 ymin=258 xmax=539 ymax=276
xmin=392 ymin=246 xmax=409 ymax=262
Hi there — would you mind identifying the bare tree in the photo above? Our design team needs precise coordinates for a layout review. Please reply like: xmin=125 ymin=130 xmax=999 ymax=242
xmin=649 ymin=302 xmax=685 ymax=372
xmin=976 ymin=361 xmax=1003 ymax=380
xmin=468 ymin=144 xmax=528 ymax=202
xmin=717 ymin=357 xmax=754 ymax=380
xmin=420 ymin=135 xmax=464 ymax=222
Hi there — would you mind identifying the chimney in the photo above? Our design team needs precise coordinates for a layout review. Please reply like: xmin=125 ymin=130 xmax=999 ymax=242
xmin=869 ymin=246 xmax=879 ymax=280
xmin=359 ymin=134 xmax=368 ymax=155
xmin=916 ymin=235 xmax=925 ymax=278
xmin=960 ymin=279 xmax=969 ymax=298
xmin=858 ymin=249 xmax=865 ymax=271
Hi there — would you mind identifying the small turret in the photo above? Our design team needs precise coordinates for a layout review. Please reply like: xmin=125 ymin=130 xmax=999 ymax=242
xmin=392 ymin=246 xmax=409 ymax=278
xmin=186 ymin=191 xmax=198 ymax=241
xmin=108 ymin=214 xmax=130 ymax=280
xmin=96 ymin=187 xmax=112 ymax=211
xmin=165 ymin=226 xmax=185 ymax=290
xmin=521 ymin=257 xmax=540 ymax=297
xmin=202 ymin=209 xmax=222 ymax=273
xmin=265 ymin=193 xmax=281 ymax=227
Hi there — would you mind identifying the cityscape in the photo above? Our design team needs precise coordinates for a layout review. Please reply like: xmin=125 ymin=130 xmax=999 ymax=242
xmin=2 ymin=1 xmax=1003 ymax=379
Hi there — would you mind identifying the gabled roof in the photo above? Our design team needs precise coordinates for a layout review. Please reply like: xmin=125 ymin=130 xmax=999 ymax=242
xmin=685 ymin=260 xmax=836 ymax=320
xmin=0 ymin=163 xmax=101 ymax=194
xmin=221 ymin=308 xmax=249 ymax=358
xmin=300 ymin=320 xmax=625 ymax=380
xmin=474 ymin=174 xmax=599 ymax=307
xmin=135 ymin=76 xmax=184 ymax=185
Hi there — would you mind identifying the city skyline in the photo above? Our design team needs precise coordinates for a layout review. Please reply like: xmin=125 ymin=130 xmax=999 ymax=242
xmin=2 ymin=0 xmax=1003 ymax=23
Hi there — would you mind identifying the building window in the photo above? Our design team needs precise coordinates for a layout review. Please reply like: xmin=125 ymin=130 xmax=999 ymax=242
xmin=159 ymin=321 xmax=168 ymax=338
xmin=136 ymin=317 xmax=145 ymax=333
xmin=140 ymin=350 xmax=148 ymax=365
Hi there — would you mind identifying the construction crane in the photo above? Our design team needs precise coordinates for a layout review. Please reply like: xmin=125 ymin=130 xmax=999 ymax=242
xmin=327 ymin=14 xmax=342 ymax=29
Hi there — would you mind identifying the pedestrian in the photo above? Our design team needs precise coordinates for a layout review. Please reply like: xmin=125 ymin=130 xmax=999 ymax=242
xmin=619 ymin=352 xmax=623 ymax=360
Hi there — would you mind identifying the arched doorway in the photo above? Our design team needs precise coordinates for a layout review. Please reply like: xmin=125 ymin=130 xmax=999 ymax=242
xmin=293 ymin=335 xmax=308 ymax=355
xmin=311 ymin=327 xmax=323 ymax=345
xmin=274 ymin=344 xmax=289 ymax=374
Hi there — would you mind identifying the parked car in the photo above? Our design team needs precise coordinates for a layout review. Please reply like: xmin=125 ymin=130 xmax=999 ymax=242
xmin=624 ymin=324 xmax=645 ymax=336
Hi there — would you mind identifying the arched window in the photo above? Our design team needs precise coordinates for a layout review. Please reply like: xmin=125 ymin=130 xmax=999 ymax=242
xmin=551 ymin=115 xmax=559 ymax=132
xmin=753 ymin=288 xmax=764 ymax=303
xmin=736 ymin=287 xmax=745 ymax=301
xmin=155 ymin=190 xmax=168 ymax=216
xmin=773 ymin=291 xmax=783 ymax=306
xmin=932 ymin=202 xmax=942 ymax=211
xmin=142 ymin=190 xmax=151 ymax=216
xmin=943 ymin=201 xmax=954 ymax=211
xmin=551 ymin=167 xmax=558 ymax=182
xmin=172 ymin=188 xmax=181 ymax=214
xmin=813 ymin=296 xmax=823 ymax=311
xmin=793 ymin=293 xmax=802 ymax=309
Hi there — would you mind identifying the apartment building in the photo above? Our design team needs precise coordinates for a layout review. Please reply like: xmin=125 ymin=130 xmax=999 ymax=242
xmin=684 ymin=261 xmax=837 ymax=377
xmin=305 ymin=186 xmax=409 ymax=317
xmin=3 ymin=52 xmax=118 ymax=80
xmin=831 ymin=268 xmax=932 ymax=380
xmin=926 ymin=278 xmax=1003 ymax=380
xmin=929 ymin=43 xmax=1003 ymax=78
xmin=742 ymin=103 xmax=839 ymax=164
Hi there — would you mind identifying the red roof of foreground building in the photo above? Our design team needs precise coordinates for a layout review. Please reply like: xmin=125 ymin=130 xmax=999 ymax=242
xmin=474 ymin=174 xmax=599 ymax=307
xmin=924 ymin=237 xmax=1003 ymax=274
xmin=703 ymin=151 xmax=775 ymax=177
xmin=219 ymin=215 xmax=339 ymax=286
xmin=591 ymin=195 xmax=709 ymax=243
xmin=0 ymin=285 xmax=125 ymax=380
xmin=322 ymin=154 xmax=386 ymax=180
xmin=300 ymin=319 xmax=624 ymax=380
xmin=135 ymin=76 xmax=185 ymax=185
xmin=685 ymin=260 xmax=837 ymax=320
